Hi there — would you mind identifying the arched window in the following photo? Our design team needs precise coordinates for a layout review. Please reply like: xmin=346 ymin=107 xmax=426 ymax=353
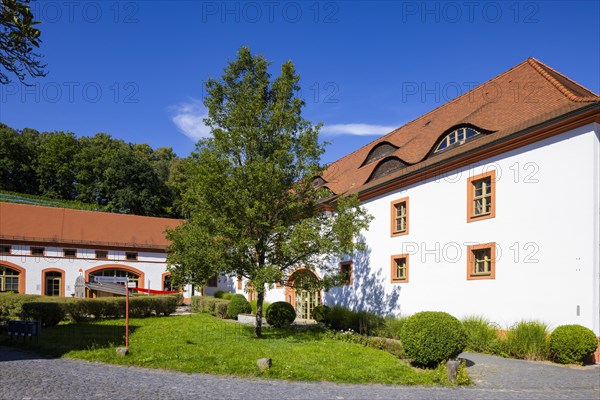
xmin=362 ymin=142 xmax=399 ymax=166
xmin=434 ymin=127 xmax=481 ymax=153
xmin=0 ymin=266 xmax=20 ymax=293
xmin=367 ymin=157 xmax=406 ymax=182
xmin=162 ymin=273 xmax=179 ymax=292
xmin=89 ymin=269 xmax=140 ymax=288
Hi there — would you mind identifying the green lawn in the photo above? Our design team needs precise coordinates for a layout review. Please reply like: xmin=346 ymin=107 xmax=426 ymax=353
xmin=3 ymin=314 xmax=438 ymax=385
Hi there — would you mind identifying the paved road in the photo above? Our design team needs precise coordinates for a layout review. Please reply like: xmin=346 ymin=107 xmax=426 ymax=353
xmin=0 ymin=347 xmax=598 ymax=400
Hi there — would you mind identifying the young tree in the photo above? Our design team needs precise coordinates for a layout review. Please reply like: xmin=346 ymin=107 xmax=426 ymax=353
xmin=0 ymin=0 xmax=46 ymax=84
xmin=167 ymin=47 xmax=371 ymax=337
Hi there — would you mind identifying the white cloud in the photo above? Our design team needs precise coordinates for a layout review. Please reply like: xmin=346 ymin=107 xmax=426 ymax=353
xmin=320 ymin=123 xmax=397 ymax=137
xmin=169 ymin=99 xmax=211 ymax=141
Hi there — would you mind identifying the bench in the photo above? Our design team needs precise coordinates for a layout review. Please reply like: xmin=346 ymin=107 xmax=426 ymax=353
xmin=7 ymin=320 xmax=41 ymax=342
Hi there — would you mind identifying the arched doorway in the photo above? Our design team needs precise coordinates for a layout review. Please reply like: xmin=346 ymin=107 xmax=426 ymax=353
xmin=285 ymin=269 xmax=321 ymax=320
xmin=41 ymin=268 xmax=65 ymax=297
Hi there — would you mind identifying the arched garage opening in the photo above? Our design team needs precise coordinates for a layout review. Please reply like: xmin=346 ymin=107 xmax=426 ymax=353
xmin=85 ymin=264 xmax=145 ymax=298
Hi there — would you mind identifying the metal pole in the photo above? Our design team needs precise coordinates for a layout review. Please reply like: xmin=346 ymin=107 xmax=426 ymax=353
xmin=125 ymin=280 xmax=129 ymax=348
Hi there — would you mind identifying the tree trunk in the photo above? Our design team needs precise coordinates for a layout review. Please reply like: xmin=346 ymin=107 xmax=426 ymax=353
xmin=254 ymin=288 xmax=265 ymax=337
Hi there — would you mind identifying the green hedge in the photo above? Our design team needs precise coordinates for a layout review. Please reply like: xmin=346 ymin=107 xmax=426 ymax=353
xmin=1 ymin=293 xmax=178 ymax=325
xmin=0 ymin=293 xmax=40 ymax=322
xmin=21 ymin=301 xmax=66 ymax=327
xmin=191 ymin=296 xmax=230 ymax=316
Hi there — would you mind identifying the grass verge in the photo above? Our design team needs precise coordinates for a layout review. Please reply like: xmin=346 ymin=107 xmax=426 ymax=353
xmin=2 ymin=313 xmax=438 ymax=385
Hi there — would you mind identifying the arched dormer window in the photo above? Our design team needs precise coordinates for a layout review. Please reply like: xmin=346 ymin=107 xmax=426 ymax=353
xmin=367 ymin=156 xmax=406 ymax=182
xmin=434 ymin=127 xmax=481 ymax=153
xmin=313 ymin=176 xmax=327 ymax=187
xmin=361 ymin=142 xmax=399 ymax=167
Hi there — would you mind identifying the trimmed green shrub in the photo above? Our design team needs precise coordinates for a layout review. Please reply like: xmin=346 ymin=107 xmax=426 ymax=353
xmin=312 ymin=305 xmax=330 ymax=323
xmin=266 ymin=301 xmax=296 ymax=328
xmin=462 ymin=316 xmax=501 ymax=353
xmin=327 ymin=305 xmax=385 ymax=335
xmin=20 ymin=301 xmax=66 ymax=327
xmin=505 ymin=321 xmax=549 ymax=361
xmin=249 ymin=299 xmax=271 ymax=314
xmin=191 ymin=296 xmax=229 ymax=315
xmin=549 ymin=324 xmax=598 ymax=365
xmin=222 ymin=292 xmax=234 ymax=300
xmin=400 ymin=311 xmax=467 ymax=367
xmin=226 ymin=294 xmax=252 ymax=319
xmin=213 ymin=290 xmax=225 ymax=299
xmin=215 ymin=302 xmax=229 ymax=319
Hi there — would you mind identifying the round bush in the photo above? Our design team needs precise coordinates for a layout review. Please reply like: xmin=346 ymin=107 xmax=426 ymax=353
xmin=213 ymin=290 xmax=225 ymax=299
xmin=400 ymin=311 xmax=467 ymax=367
xmin=221 ymin=292 xmax=233 ymax=300
xmin=266 ymin=301 xmax=296 ymax=328
xmin=312 ymin=305 xmax=330 ymax=323
xmin=549 ymin=324 xmax=598 ymax=365
xmin=226 ymin=294 xmax=252 ymax=319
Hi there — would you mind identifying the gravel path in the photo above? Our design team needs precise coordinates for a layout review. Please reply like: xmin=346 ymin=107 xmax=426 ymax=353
xmin=0 ymin=347 xmax=598 ymax=400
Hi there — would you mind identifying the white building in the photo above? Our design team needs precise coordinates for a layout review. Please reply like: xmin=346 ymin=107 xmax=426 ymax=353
xmin=0 ymin=202 xmax=184 ymax=298
xmin=248 ymin=58 xmax=600 ymax=337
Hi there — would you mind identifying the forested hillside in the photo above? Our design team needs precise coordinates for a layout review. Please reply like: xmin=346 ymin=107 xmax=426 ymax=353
xmin=0 ymin=123 xmax=188 ymax=218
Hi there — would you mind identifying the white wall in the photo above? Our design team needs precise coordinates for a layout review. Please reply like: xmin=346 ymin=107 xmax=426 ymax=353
xmin=1 ymin=245 xmax=170 ymax=296
xmin=324 ymin=123 xmax=600 ymax=334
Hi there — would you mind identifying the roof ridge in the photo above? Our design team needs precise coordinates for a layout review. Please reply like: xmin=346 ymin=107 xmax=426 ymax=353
xmin=527 ymin=58 xmax=600 ymax=102
xmin=324 ymin=58 xmax=534 ymax=172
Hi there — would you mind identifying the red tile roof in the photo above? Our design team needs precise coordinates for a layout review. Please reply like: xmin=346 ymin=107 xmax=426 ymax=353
xmin=0 ymin=202 xmax=183 ymax=250
xmin=321 ymin=58 xmax=600 ymax=195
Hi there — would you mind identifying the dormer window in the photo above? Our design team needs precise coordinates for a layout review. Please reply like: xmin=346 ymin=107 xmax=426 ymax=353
xmin=367 ymin=156 xmax=406 ymax=182
xmin=313 ymin=176 xmax=327 ymax=187
xmin=434 ymin=127 xmax=480 ymax=153
xmin=362 ymin=142 xmax=399 ymax=167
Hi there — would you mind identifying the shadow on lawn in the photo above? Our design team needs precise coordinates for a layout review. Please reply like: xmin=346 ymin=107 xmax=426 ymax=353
xmin=1 ymin=322 xmax=140 ymax=358
xmin=257 ymin=325 xmax=324 ymax=342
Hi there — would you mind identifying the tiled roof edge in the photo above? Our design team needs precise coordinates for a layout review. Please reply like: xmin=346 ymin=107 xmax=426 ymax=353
xmin=527 ymin=58 xmax=600 ymax=102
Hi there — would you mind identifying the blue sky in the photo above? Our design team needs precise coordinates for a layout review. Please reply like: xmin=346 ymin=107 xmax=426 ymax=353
xmin=0 ymin=0 xmax=598 ymax=164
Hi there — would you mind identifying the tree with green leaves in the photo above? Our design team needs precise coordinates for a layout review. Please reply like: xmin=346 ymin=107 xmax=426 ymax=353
xmin=0 ymin=0 xmax=46 ymax=84
xmin=166 ymin=47 xmax=372 ymax=337
xmin=0 ymin=123 xmax=39 ymax=193
xmin=36 ymin=131 xmax=80 ymax=199
xmin=74 ymin=133 xmax=169 ymax=216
